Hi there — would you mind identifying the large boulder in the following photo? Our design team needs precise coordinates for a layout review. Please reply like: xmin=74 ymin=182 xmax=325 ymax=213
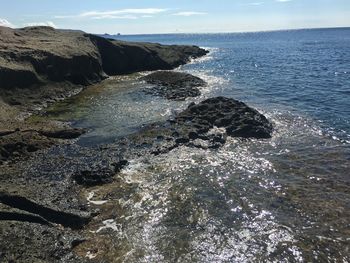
xmin=176 ymin=97 xmax=273 ymax=139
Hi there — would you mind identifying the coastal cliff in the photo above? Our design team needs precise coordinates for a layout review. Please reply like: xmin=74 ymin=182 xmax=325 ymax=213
xmin=0 ymin=26 xmax=207 ymax=91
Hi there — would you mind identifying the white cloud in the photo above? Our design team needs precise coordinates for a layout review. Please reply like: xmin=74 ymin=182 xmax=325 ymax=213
xmin=80 ymin=8 xmax=166 ymax=17
xmin=56 ymin=8 xmax=167 ymax=20
xmin=0 ymin=18 xmax=15 ymax=28
xmin=275 ymin=0 xmax=292 ymax=2
xmin=91 ymin=15 xmax=138 ymax=20
xmin=245 ymin=2 xmax=264 ymax=6
xmin=24 ymin=21 xmax=57 ymax=28
xmin=172 ymin=12 xmax=207 ymax=17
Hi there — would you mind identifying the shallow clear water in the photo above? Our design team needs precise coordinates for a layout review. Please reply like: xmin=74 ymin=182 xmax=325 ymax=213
xmin=47 ymin=28 xmax=350 ymax=262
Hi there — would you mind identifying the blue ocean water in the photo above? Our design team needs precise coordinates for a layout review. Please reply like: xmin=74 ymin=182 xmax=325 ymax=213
xmin=115 ymin=28 xmax=350 ymax=141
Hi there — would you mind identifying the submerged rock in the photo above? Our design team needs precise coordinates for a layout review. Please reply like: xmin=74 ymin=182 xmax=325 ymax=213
xmin=39 ymin=128 xmax=86 ymax=139
xmin=142 ymin=71 xmax=207 ymax=100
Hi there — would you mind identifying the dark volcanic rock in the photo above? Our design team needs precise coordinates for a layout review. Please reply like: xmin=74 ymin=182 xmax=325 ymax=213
xmin=0 ymin=26 xmax=104 ymax=90
xmin=176 ymin=97 xmax=273 ymax=139
xmin=39 ymin=128 xmax=86 ymax=139
xmin=73 ymin=169 xmax=115 ymax=187
xmin=0 ymin=131 xmax=54 ymax=163
xmin=73 ymin=160 xmax=128 ymax=187
xmin=142 ymin=71 xmax=207 ymax=100
xmin=120 ymin=97 xmax=273 ymax=156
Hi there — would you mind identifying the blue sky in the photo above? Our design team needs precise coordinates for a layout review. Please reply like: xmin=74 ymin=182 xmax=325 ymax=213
xmin=0 ymin=0 xmax=349 ymax=34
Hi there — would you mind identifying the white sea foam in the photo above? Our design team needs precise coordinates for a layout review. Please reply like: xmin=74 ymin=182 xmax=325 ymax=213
xmin=187 ymin=47 xmax=219 ymax=64
xmin=85 ymin=251 xmax=97 ymax=259
xmin=173 ymin=68 xmax=228 ymax=99
xmin=94 ymin=219 xmax=122 ymax=233
xmin=86 ymin=191 xmax=108 ymax=205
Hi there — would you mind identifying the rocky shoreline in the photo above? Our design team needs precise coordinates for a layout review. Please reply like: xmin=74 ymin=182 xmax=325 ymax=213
xmin=0 ymin=26 xmax=273 ymax=262
xmin=0 ymin=26 xmax=208 ymax=164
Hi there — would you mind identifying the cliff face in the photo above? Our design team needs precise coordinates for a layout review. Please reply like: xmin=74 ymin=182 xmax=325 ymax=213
xmin=0 ymin=27 xmax=104 ymax=89
xmin=0 ymin=26 xmax=208 ymax=90
xmin=89 ymin=35 xmax=207 ymax=75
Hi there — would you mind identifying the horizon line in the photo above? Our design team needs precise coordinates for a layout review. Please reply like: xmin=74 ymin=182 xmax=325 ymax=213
xmin=2 ymin=25 xmax=349 ymax=36
xmin=96 ymin=25 xmax=350 ymax=36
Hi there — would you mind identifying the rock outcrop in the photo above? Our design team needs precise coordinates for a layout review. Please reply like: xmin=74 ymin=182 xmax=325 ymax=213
xmin=176 ymin=97 xmax=273 ymax=139
xmin=0 ymin=26 xmax=208 ymax=91
xmin=142 ymin=71 xmax=206 ymax=100
xmin=121 ymin=96 xmax=273 ymax=156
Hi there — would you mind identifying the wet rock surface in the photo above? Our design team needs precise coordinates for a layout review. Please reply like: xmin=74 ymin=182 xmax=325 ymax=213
xmin=73 ymin=160 xmax=128 ymax=187
xmin=0 ymin=220 xmax=89 ymax=263
xmin=142 ymin=71 xmax=207 ymax=100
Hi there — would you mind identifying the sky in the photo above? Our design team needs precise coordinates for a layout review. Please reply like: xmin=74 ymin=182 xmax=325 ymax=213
xmin=0 ymin=0 xmax=349 ymax=34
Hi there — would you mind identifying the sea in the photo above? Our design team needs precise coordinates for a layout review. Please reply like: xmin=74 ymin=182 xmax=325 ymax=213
xmin=45 ymin=28 xmax=350 ymax=262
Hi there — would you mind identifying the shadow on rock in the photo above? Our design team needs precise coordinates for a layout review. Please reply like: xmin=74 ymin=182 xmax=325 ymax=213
xmin=0 ymin=192 xmax=90 ymax=229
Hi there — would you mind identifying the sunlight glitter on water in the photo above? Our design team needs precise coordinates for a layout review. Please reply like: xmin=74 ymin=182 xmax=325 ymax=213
xmin=42 ymin=31 xmax=350 ymax=261
xmin=111 ymin=126 xmax=297 ymax=261
xmin=99 ymin=105 xmax=349 ymax=262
